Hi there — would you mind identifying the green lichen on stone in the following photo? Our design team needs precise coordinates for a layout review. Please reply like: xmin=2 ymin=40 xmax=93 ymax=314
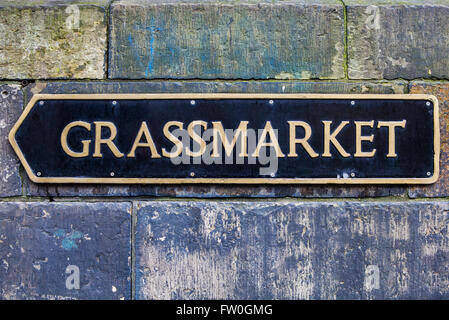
xmin=0 ymin=1 xmax=108 ymax=79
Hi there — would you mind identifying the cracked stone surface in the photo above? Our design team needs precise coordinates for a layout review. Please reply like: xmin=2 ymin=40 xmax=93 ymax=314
xmin=135 ymin=201 xmax=449 ymax=299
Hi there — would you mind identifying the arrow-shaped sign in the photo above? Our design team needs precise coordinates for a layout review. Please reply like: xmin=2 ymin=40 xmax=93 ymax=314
xmin=9 ymin=93 xmax=439 ymax=184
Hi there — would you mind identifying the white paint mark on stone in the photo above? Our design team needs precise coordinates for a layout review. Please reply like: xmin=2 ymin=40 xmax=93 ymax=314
xmin=274 ymin=72 xmax=294 ymax=80
xmin=1 ymin=167 xmax=15 ymax=183
xmin=389 ymin=214 xmax=409 ymax=241
xmin=387 ymin=57 xmax=409 ymax=68
xmin=300 ymin=70 xmax=312 ymax=79
xmin=365 ymin=6 xmax=380 ymax=30
xmin=389 ymin=250 xmax=409 ymax=295
xmin=331 ymin=41 xmax=345 ymax=78
xmin=65 ymin=5 xmax=80 ymax=30
xmin=31 ymin=83 xmax=47 ymax=94
xmin=422 ymin=243 xmax=440 ymax=256
xmin=140 ymin=246 xmax=239 ymax=299
xmin=151 ymin=211 xmax=160 ymax=220
xmin=39 ymin=294 xmax=77 ymax=300
xmin=2 ymin=259 xmax=8 ymax=271
xmin=364 ymin=265 xmax=380 ymax=291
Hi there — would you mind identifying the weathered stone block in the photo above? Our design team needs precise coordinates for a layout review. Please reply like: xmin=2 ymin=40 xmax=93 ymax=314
xmin=347 ymin=0 xmax=449 ymax=80
xmin=0 ymin=84 xmax=22 ymax=197
xmin=409 ymin=81 xmax=449 ymax=198
xmin=23 ymin=80 xmax=406 ymax=198
xmin=109 ymin=0 xmax=345 ymax=79
xmin=135 ymin=201 xmax=449 ymax=300
xmin=0 ymin=0 xmax=108 ymax=79
xmin=0 ymin=202 xmax=131 ymax=300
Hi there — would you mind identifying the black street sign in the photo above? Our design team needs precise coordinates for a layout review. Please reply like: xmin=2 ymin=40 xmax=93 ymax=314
xmin=9 ymin=94 xmax=439 ymax=184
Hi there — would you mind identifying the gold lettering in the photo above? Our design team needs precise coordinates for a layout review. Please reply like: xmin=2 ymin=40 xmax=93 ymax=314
xmin=354 ymin=120 xmax=376 ymax=157
xmin=186 ymin=120 xmax=208 ymax=157
xmin=211 ymin=121 xmax=248 ymax=157
xmin=288 ymin=121 xmax=318 ymax=158
xmin=161 ymin=121 xmax=184 ymax=158
xmin=377 ymin=120 xmax=406 ymax=157
xmin=92 ymin=121 xmax=124 ymax=158
xmin=127 ymin=121 xmax=161 ymax=158
xmin=60 ymin=121 xmax=91 ymax=158
xmin=251 ymin=121 xmax=285 ymax=158
xmin=322 ymin=121 xmax=350 ymax=157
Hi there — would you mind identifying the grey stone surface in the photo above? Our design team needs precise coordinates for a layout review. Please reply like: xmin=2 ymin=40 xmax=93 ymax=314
xmin=0 ymin=201 xmax=131 ymax=300
xmin=23 ymin=80 xmax=406 ymax=198
xmin=109 ymin=0 xmax=345 ymax=79
xmin=347 ymin=0 xmax=449 ymax=79
xmin=0 ymin=0 xmax=108 ymax=79
xmin=135 ymin=200 xmax=449 ymax=299
xmin=0 ymin=84 xmax=22 ymax=197
xmin=25 ymin=80 xmax=408 ymax=95
xmin=408 ymin=81 xmax=449 ymax=198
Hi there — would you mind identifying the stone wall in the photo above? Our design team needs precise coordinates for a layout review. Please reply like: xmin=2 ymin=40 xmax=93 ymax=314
xmin=0 ymin=0 xmax=448 ymax=299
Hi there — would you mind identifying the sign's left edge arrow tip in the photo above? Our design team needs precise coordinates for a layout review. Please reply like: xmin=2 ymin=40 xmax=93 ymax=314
xmin=8 ymin=94 xmax=45 ymax=183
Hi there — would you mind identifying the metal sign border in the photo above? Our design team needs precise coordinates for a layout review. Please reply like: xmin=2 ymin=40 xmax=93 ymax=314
xmin=9 ymin=93 xmax=440 ymax=184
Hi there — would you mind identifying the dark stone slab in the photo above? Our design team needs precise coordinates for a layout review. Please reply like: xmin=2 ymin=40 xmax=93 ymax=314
xmin=25 ymin=80 xmax=407 ymax=95
xmin=0 ymin=201 xmax=131 ymax=300
xmin=409 ymin=81 xmax=449 ymax=197
xmin=347 ymin=0 xmax=449 ymax=80
xmin=23 ymin=80 xmax=407 ymax=198
xmin=0 ymin=84 xmax=22 ymax=197
xmin=135 ymin=201 xmax=449 ymax=299
xmin=109 ymin=0 xmax=345 ymax=79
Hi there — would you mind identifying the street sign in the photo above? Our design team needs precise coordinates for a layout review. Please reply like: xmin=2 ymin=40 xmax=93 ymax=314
xmin=9 ymin=94 xmax=439 ymax=184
